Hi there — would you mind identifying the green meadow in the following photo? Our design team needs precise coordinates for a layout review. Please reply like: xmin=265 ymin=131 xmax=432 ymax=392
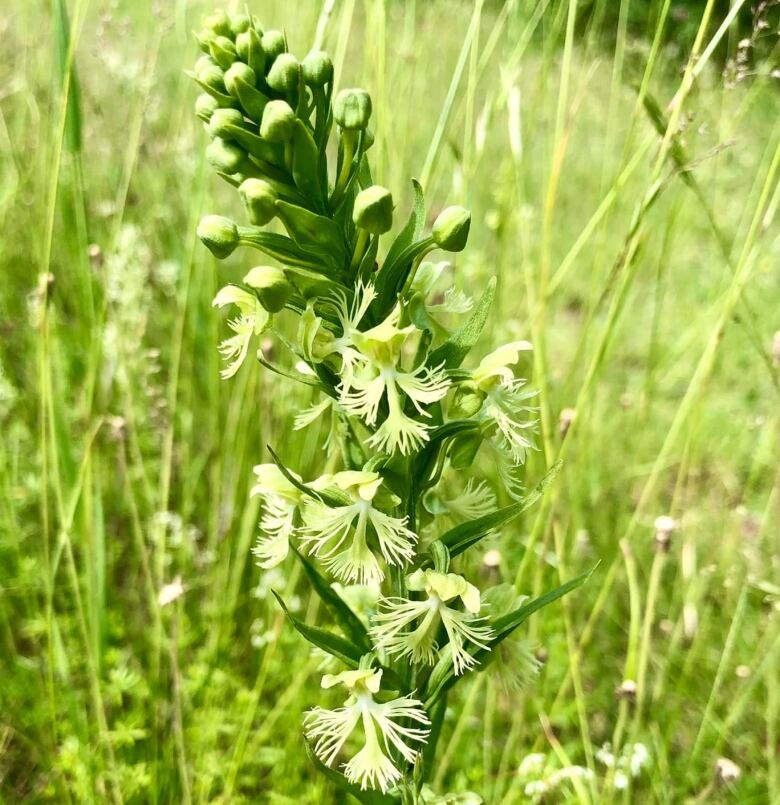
xmin=1 ymin=0 xmax=778 ymax=801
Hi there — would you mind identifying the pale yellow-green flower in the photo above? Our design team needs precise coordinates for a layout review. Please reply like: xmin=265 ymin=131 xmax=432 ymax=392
xmin=304 ymin=668 xmax=430 ymax=794
xmin=301 ymin=471 xmax=416 ymax=585
xmin=212 ymin=284 xmax=271 ymax=379
xmin=371 ymin=569 xmax=494 ymax=675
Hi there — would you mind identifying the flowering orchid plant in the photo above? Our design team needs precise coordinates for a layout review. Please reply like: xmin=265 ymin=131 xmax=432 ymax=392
xmin=191 ymin=9 xmax=591 ymax=802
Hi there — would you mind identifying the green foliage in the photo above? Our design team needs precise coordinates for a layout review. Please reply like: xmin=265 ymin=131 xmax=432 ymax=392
xmin=1 ymin=0 xmax=778 ymax=802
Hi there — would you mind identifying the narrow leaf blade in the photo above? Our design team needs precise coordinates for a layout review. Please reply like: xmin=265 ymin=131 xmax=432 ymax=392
xmin=272 ymin=590 xmax=362 ymax=667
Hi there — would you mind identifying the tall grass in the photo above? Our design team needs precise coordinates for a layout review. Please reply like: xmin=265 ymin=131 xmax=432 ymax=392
xmin=1 ymin=0 xmax=778 ymax=802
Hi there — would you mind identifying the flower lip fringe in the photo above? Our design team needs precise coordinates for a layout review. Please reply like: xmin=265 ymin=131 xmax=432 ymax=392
xmin=191 ymin=9 xmax=588 ymax=801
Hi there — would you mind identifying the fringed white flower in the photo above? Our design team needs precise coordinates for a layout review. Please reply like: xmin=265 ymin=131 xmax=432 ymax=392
xmin=304 ymin=668 xmax=430 ymax=794
xmin=441 ymin=479 xmax=497 ymax=521
xmin=300 ymin=471 xmax=417 ymax=585
xmin=212 ymin=285 xmax=271 ymax=379
xmin=250 ymin=464 xmax=306 ymax=569
xmin=371 ymin=569 xmax=494 ymax=675
xmin=411 ymin=260 xmax=473 ymax=317
xmin=293 ymin=395 xmax=346 ymax=451
xmin=341 ymin=308 xmax=450 ymax=455
xmin=472 ymin=340 xmax=537 ymax=465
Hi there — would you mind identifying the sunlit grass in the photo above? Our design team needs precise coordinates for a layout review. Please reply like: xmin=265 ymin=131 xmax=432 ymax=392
xmin=1 ymin=0 xmax=778 ymax=802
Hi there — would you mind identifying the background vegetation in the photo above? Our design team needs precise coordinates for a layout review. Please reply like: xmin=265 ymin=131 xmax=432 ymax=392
xmin=1 ymin=0 xmax=779 ymax=801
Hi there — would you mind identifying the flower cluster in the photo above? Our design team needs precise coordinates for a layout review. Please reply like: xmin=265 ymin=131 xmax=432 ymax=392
xmin=190 ymin=9 xmax=584 ymax=801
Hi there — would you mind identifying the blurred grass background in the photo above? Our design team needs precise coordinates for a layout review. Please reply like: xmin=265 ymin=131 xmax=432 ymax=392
xmin=1 ymin=0 xmax=779 ymax=802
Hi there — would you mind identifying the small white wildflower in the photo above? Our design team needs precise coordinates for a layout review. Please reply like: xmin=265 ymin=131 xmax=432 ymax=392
xmin=715 ymin=756 xmax=741 ymax=784
xmin=212 ymin=285 xmax=271 ymax=379
xmin=596 ymin=743 xmax=615 ymax=768
xmin=301 ymin=471 xmax=417 ymax=584
xmin=629 ymin=742 xmax=650 ymax=777
xmin=158 ymin=576 xmax=184 ymax=607
xmin=518 ymin=752 xmax=547 ymax=778
xmin=613 ymin=770 xmax=629 ymax=790
xmin=371 ymin=569 xmax=494 ymax=675
xmin=304 ymin=668 xmax=430 ymax=794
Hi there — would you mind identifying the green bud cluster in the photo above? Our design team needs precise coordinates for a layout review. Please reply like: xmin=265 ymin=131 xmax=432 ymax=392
xmin=191 ymin=9 xmax=472 ymax=320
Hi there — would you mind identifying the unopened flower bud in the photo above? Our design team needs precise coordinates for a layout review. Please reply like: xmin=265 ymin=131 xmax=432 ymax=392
xmin=197 ymin=215 xmax=239 ymax=259
xmin=267 ymin=53 xmax=300 ymax=94
xmin=203 ymin=10 xmax=232 ymax=38
xmin=432 ymin=206 xmax=471 ymax=252
xmin=260 ymin=100 xmax=297 ymax=142
xmin=207 ymin=107 xmax=245 ymax=139
xmin=261 ymin=29 xmax=286 ymax=60
xmin=715 ymin=757 xmax=741 ymax=785
xmin=451 ymin=381 xmax=485 ymax=418
xmin=449 ymin=432 xmax=482 ymax=469
xmin=194 ymin=54 xmax=216 ymax=76
xmin=615 ymin=679 xmax=637 ymax=701
xmin=559 ymin=407 xmax=576 ymax=437
xmin=353 ymin=185 xmax=393 ymax=235
xmin=244 ymin=266 xmax=293 ymax=313
xmin=198 ymin=64 xmax=228 ymax=95
xmin=195 ymin=93 xmax=219 ymax=123
xmin=229 ymin=12 xmax=251 ymax=36
xmin=194 ymin=29 xmax=213 ymax=53
xmin=334 ymin=88 xmax=372 ymax=130
xmin=236 ymin=27 xmax=265 ymax=75
xmin=209 ymin=35 xmax=237 ymax=70
xmin=653 ymin=515 xmax=676 ymax=552
xmin=301 ymin=50 xmax=333 ymax=87
xmin=206 ymin=137 xmax=246 ymax=174
xmin=224 ymin=61 xmax=256 ymax=97
xmin=239 ymin=178 xmax=278 ymax=226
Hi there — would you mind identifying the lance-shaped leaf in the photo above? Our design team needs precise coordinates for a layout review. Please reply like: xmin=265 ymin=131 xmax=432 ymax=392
xmin=436 ymin=461 xmax=562 ymax=558
xmin=382 ymin=179 xmax=426 ymax=274
xmin=291 ymin=123 xmax=327 ymax=209
xmin=292 ymin=547 xmax=373 ymax=653
xmin=372 ymin=179 xmax=430 ymax=317
xmin=237 ymin=228 xmax=334 ymax=272
xmin=275 ymin=200 xmax=346 ymax=266
xmin=427 ymin=276 xmax=496 ymax=370
xmin=304 ymin=738 xmax=399 ymax=805
xmin=272 ymin=590 xmax=362 ymax=668
xmin=423 ymin=564 xmax=597 ymax=707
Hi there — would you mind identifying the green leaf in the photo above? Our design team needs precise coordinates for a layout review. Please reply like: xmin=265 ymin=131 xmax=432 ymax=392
xmin=438 ymin=461 xmax=562 ymax=558
xmin=382 ymin=179 xmax=426 ymax=272
xmin=427 ymin=276 xmax=496 ymax=370
xmin=291 ymin=123 xmax=327 ymax=208
xmin=275 ymin=200 xmax=346 ymax=266
xmin=238 ymin=228 xmax=337 ymax=273
xmin=272 ymin=591 xmax=362 ymax=667
xmin=266 ymin=446 xmax=351 ymax=507
xmin=292 ymin=547 xmax=372 ymax=653
xmin=490 ymin=565 xmax=598 ymax=638
xmin=304 ymin=739 xmax=399 ymax=805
